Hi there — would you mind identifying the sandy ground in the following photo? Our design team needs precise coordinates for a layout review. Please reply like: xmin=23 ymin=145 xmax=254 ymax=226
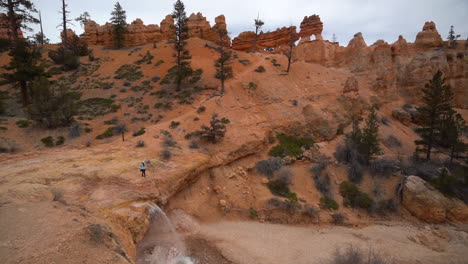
xmin=193 ymin=221 xmax=468 ymax=264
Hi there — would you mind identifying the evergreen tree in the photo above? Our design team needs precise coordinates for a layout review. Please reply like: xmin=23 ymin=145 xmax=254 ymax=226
xmin=285 ymin=27 xmax=297 ymax=73
xmin=447 ymin=25 xmax=460 ymax=49
xmin=198 ymin=114 xmax=227 ymax=143
xmin=110 ymin=2 xmax=127 ymax=49
xmin=253 ymin=15 xmax=264 ymax=53
xmin=360 ymin=107 xmax=382 ymax=163
xmin=27 ymin=76 xmax=79 ymax=128
xmin=349 ymin=118 xmax=362 ymax=145
xmin=414 ymin=71 xmax=454 ymax=160
xmin=2 ymin=40 xmax=44 ymax=106
xmin=214 ymin=28 xmax=233 ymax=94
xmin=75 ymin=11 xmax=90 ymax=28
xmin=443 ymin=110 xmax=466 ymax=163
xmin=164 ymin=0 xmax=194 ymax=91
xmin=0 ymin=0 xmax=38 ymax=44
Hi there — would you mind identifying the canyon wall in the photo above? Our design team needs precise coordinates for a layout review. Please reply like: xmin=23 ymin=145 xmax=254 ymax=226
xmin=82 ymin=13 xmax=229 ymax=47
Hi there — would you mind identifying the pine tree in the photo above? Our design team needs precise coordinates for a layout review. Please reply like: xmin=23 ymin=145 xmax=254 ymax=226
xmin=443 ymin=110 xmax=466 ymax=163
xmin=59 ymin=0 xmax=71 ymax=50
xmin=214 ymin=28 xmax=233 ymax=94
xmin=110 ymin=2 xmax=127 ymax=49
xmin=165 ymin=0 xmax=194 ymax=91
xmin=447 ymin=25 xmax=460 ymax=49
xmin=285 ymin=27 xmax=297 ymax=73
xmin=349 ymin=118 xmax=362 ymax=145
xmin=0 ymin=0 xmax=39 ymax=44
xmin=198 ymin=114 xmax=227 ymax=143
xmin=1 ymin=40 xmax=44 ymax=106
xmin=253 ymin=15 xmax=264 ymax=53
xmin=360 ymin=107 xmax=382 ymax=164
xmin=414 ymin=71 xmax=454 ymax=160
xmin=75 ymin=12 xmax=90 ymax=28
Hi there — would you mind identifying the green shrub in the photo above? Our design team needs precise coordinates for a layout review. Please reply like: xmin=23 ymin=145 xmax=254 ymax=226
xmin=239 ymin=59 xmax=250 ymax=66
xmin=254 ymin=66 xmax=266 ymax=73
xmin=255 ymin=157 xmax=284 ymax=178
xmin=221 ymin=117 xmax=230 ymax=124
xmin=132 ymin=127 xmax=146 ymax=137
xmin=339 ymin=181 xmax=373 ymax=210
xmin=197 ymin=106 xmax=206 ymax=113
xmin=169 ymin=121 xmax=180 ymax=129
xmin=96 ymin=127 xmax=114 ymax=140
xmin=430 ymin=168 xmax=459 ymax=197
xmin=55 ymin=136 xmax=65 ymax=146
xmin=154 ymin=60 xmax=164 ymax=67
xmin=135 ymin=51 xmax=154 ymax=65
xmin=320 ymin=196 xmax=339 ymax=210
xmin=271 ymin=59 xmax=281 ymax=67
xmin=267 ymin=179 xmax=291 ymax=197
xmin=248 ymin=82 xmax=257 ymax=90
xmin=16 ymin=120 xmax=29 ymax=128
xmin=249 ymin=208 xmax=258 ymax=219
xmin=268 ymin=134 xmax=314 ymax=158
xmin=41 ymin=136 xmax=54 ymax=147
xmin=85 ymin=127 xmax=92 ymax=133
xmin=78 ymin=98 xmax=120 ymax=117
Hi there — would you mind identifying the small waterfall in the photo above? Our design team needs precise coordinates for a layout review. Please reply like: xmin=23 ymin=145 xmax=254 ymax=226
xmin=136 ymin=203 xmax=194 ymax=264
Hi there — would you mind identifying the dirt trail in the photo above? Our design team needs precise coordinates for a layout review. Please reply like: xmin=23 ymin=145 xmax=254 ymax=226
xmin=194 ymin=221 xmax=468 ymax=264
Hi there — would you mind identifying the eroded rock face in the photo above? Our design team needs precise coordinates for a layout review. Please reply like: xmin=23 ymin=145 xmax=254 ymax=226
xmin=83 ymin=13 xmax=229 ymax=47
xmin=83 ymin=19 xmax=163 ymax=47
xmin=343 ymin=76 xmax=358 ymax=93
xmin=402 ymin=176 xmax=468 ymax=223
xmin=232 ymin=26 xmax=299 ymax=52
xmin=414 ymin=21 xmax=443 ymax=48
xmin=0 ymin=13 xmax=24 ymax=40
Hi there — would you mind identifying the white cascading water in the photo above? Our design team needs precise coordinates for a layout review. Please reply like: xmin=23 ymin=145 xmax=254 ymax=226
xmin=136 ymin=203 xmax=194 ymax=264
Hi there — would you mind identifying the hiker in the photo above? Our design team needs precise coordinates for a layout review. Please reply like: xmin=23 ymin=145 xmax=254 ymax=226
xmin=140 ymin=162 xmax=147 ymax=177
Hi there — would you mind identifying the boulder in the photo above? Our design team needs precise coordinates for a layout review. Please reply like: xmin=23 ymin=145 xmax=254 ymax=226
xmin=402 ymin=176 xmax=468 ymax=223
xmin=392 ymin=109 xmax=411 ymax=126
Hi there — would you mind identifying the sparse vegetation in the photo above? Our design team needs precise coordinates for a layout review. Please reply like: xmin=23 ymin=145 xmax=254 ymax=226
xmin=0 ymin=137 xmax=19 ymax=153
xmin=41 ymin=136 xmax=55 ymax=147
xmin=55 ymin=136 xmax=65 ymax=146
xmin=339 ymin=181 xmax=373 ymax=210
xmin=267 ymin=179 xmax=291 ymax=197
xmin=169 ymin=121 xmax=180 ymax=129
xmin=161 ymin=148 xmax=172 ymax=160
xmin=197 ymin=106 xmax=206 ymax=113
xmin=248 ymin=82 xmax=257 ymax=90
xmin=326 ymin=245 xmax=392 ymax=264
xmin=255 ymin=157 xmax=284 ymax=178
xmin=254 ymin=65 xmax=266 ymax=73
xmin=320 ymin=196 xmax=339 ymax=210
xmin=268 ymin=134 xmax=314 ymax=158
xmin=249 ymin=208 xmax=258 ymax=219
xmin=15 ymin=120 xmax=29 ymax=128
xmin=115 ymin=64 xmax=143 ymax=81
xmin=331 ymin=213 xmax=345 ymax=225
xmin=96 ymin=127 xmax=114 ymax=140
xmin=132 ymin=127 xmax=146 ymax=137
xmin=136 ymin=140 xmax=145 ymax=148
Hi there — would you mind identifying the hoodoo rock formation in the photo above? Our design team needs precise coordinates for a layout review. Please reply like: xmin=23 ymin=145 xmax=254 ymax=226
xmin=0 ymin=13 xmax=24 ymax=40
xmin=414 ymin=21 xmax=443 ymax=48
xmin=231 ymin=15 xmax=323 ymax=52
xmin=82 ymin=13 xmax=230 ymax=47
xmin=298 ymin=15 xmax=323 ymax=41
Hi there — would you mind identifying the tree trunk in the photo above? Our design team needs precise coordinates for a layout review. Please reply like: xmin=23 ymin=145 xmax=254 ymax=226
xmin=122 ymin=131 xmax=125 ymax=142
xmin=253 ymin=27 xmax=258 ymax=53
xmin=7 ymin=0 xmax=19 ymax=43
xmin=39 ymin=11 xmax=44 ymax=46
xmin=62 ymin=0 xmax=68 ymax=50
xmin=20 ymin=81 xmax=30 ymax=106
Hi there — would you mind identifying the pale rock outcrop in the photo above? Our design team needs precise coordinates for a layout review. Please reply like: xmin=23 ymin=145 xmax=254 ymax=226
xmin=414 ymin=21 xmax=443 ymax=48
xmin=402 ymin=176 xmax=468 ymax=223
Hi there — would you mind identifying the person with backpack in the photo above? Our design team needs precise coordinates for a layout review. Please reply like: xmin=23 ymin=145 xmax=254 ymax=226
xmin=140 ymin=162 xmax=147 ymax=177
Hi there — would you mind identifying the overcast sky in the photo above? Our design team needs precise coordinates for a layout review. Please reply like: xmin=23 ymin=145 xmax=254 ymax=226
xmin=22 ymin=0 xmax=468 ymax=46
